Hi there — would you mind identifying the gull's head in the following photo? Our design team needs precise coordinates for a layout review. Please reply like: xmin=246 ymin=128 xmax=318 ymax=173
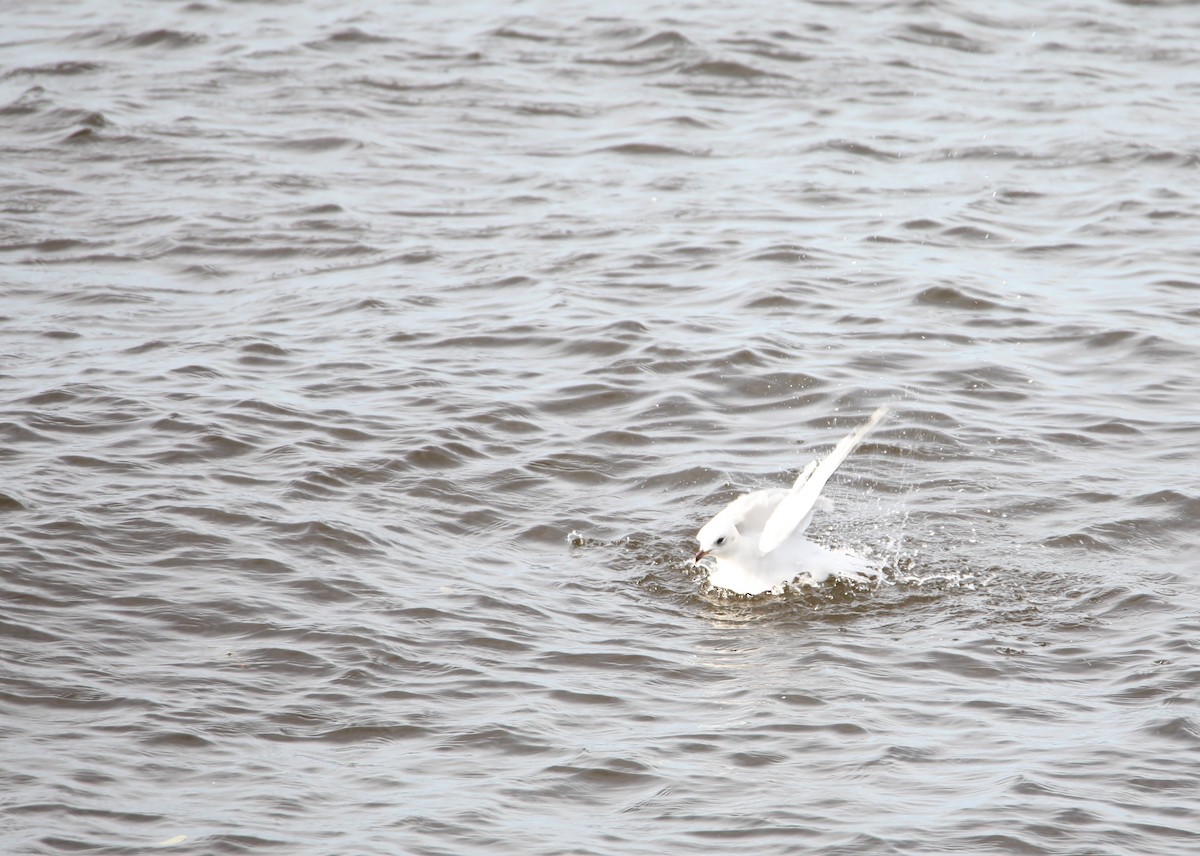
xmin=695 ymin=523 xmax=740 ymax=563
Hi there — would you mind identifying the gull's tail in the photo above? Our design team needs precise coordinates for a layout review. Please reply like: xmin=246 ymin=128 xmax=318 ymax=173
xmin=758 ymin=405 xmax=889 ymax=554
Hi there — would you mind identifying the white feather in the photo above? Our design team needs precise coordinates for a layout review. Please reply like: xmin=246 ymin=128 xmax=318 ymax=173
xmin=758 ymin=404 xmax=888 ymax=554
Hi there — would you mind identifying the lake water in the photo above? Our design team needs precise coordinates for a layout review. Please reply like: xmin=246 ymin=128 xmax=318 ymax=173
xmin=2 ymin=0 xmax=1199 ymax=853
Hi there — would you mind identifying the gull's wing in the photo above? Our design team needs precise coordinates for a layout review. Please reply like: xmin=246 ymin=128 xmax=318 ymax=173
xmin=758 ymin=405 xmax=888 ymax=554
xmin=792 ymin=459 xmax=818 ymax=489
xmin=697 ymin=487 xmax=789 ymax=544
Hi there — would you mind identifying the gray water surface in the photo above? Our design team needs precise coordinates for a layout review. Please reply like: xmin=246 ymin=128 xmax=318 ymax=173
xmin=2 ymin=0 xmax=1199 ymax=853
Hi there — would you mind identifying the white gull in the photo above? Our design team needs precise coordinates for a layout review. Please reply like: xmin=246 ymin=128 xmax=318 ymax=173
xmin=694 ymin=406 xmax=888 ymax=595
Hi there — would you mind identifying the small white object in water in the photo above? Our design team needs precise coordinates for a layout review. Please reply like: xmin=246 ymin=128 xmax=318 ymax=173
xmin=694 ymin=405 xmax=888 ymax=595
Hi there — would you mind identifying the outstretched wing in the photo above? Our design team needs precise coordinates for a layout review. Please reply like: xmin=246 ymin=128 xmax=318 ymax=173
xmin=757 ymin=405 xmax=888 ymax=554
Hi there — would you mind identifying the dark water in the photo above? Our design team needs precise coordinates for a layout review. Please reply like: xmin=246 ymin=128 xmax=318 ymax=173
xmin=3 ymin=0 xmax=1199 ymax=853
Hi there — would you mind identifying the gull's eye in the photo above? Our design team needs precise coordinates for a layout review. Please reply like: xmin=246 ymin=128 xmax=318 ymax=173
xmin=715 ymin=536 xmax=725 ymax=545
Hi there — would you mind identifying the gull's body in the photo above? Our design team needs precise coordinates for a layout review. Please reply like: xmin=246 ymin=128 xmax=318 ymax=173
xmin=695 ymin=406 xmax=888 ymax=595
